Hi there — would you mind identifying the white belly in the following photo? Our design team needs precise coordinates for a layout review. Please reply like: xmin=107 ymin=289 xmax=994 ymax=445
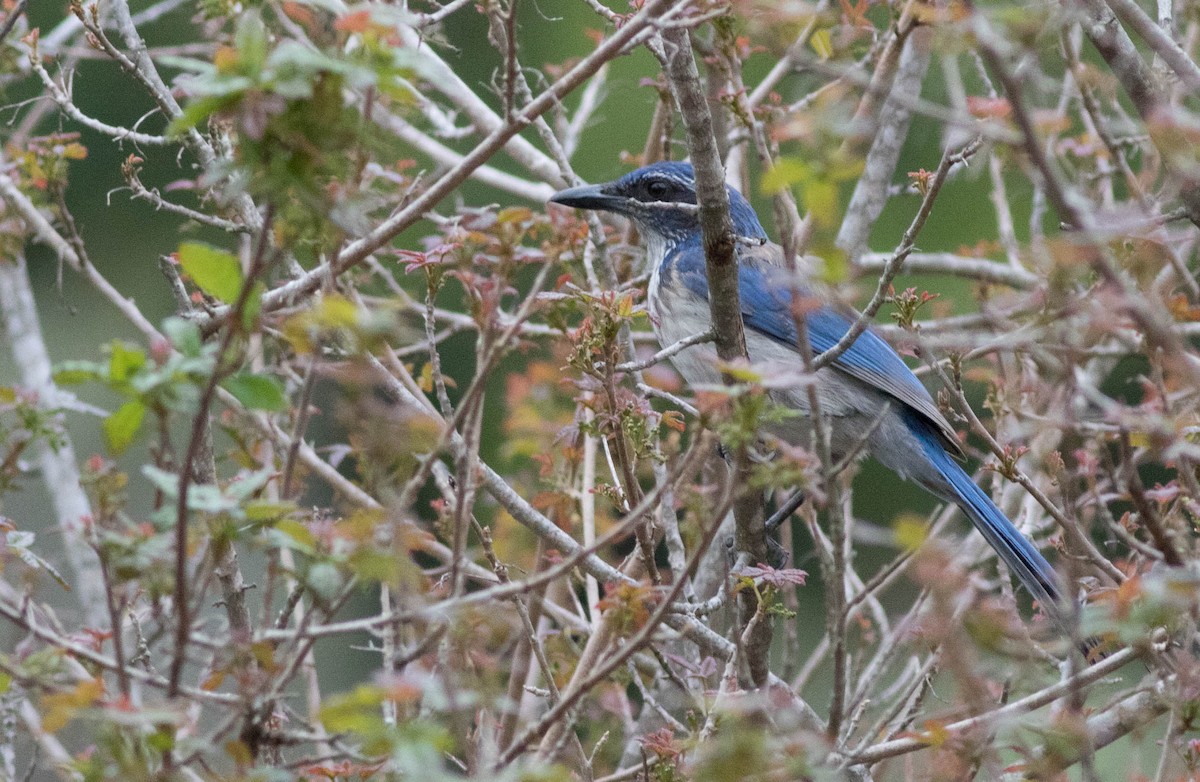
xmin=647 ymin=276 xmax=877 ymax=454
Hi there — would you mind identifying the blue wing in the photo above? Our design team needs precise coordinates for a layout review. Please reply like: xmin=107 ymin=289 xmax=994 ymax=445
xmin=672 ymin=240 xmax=962 ymax=455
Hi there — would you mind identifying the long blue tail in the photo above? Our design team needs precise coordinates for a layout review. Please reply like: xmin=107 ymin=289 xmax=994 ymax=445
xmin=909 ymin=417 xmax=1062 ymax=615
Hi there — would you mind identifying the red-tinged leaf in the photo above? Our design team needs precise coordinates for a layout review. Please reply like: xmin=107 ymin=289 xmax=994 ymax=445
xmin=282 ymin=1 xmax=317 ymax=29
xmin=966 ymin=96 xmax=1012 ymax=119
xmin=641 ymin=727 xmax=684 ymax=759
xmin=736 ymin=563 xmax=808 ymax=587
xmin=80 ymin=627 xmax=113 ymax=651
xmin=109 ymin=693 xmax=136 ymax=712
xmin=334 ymin=9 xmax=373 ymax=32
xmin=202 ymin=670 xmax=227 ymax=691
xmin=397 ymin=241 xmax=461 ymax=273
xmin=1168 ymin=293 xmax=1200 ymax=321
xmin=213 ymin=45 xmax=239 ymax=74
xmin=661 ymin=410 xmax=686 ymax=433
xmin=908 ymin=168 xmax=933 ymax=196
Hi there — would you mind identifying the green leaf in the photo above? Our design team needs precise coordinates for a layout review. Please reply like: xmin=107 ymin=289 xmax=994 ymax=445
xmin=288 ymin=0 xmax=363 ymax=13
xmin=177 ymin=242 xmax=243 ymax=303
xmin=53 ymin=361 xmax=104 ymax=385
xmin=810 ymin=28 xmax=833 ymax=60
xmin=241 ymin=281 xmax=266 ymax=331
xmin=271 ymin=518 xmax=316 ymax=553
xmin=223 ymin=467 xmax=274 ymax=501
xmin=244 ymin=500 xmax=297 ymax=522
xmin=818 ymin=247 xmax=850 ymax=284
xmin=222 ymin=372 xmax=287 ymax=411
xmin=234 ymin=11 xmax=269 ymax=73
xmin=802 ymin=178 xmax=840 ymax=229
xmin=108 ymin=342 xmax=146 ymax=383
xmin=103 ymin=399 xmax=146 ymax=454
xmin=893 ymin=514 xmax=930 ymax=552
xmin=319 ymin=685 xmax=385 ymax=734
xmin=347 ymin=548 xmax=401 ymax=586
xmin=761 ymin=158 xmax=810 ymax=195
xmin=721 ymin=362 xmax=764 ymax=383
xmin=167 ymin=94 xmax=236 ymax=137
xmin=143 ymin=465 xmax=180 ymax=497
xmin=163 ymin=317 xmax=202 ymax=357
xmin=305 ymin=562 xmax=343 ymax=603
xmin=268 ymin=40 xmax=360 ymax=80
xmin=146 ymin=727 xmax=175 ymax=753
xmin=188 ymin=484 xmax=232 ymax=513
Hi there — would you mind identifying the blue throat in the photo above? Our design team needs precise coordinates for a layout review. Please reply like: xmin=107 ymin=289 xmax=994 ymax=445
xmin=653 ymin=198 xmax=769 ymax=280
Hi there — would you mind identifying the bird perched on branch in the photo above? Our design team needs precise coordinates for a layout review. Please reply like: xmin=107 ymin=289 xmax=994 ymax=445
xmin=550 ymin=161 xmax=1064 ymax=621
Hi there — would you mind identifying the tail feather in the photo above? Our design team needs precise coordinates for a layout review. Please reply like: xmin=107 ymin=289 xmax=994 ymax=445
xmin=910 ymin=419 xmax=1063 ymax=615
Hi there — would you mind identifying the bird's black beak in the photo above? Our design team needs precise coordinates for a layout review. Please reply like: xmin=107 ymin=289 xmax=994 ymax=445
xmin=548 ymin=183 xmax=618 ymax=211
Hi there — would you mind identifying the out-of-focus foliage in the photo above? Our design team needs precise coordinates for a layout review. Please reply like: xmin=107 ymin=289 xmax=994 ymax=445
xmin=2 ymin=0 xmax=1200 ymax=780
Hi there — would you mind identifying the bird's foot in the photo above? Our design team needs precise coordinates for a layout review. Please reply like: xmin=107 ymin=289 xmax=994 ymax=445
xmin=765 ymin=536 xmax=790 ymax=569
xmin=723 ymin=535 xmax=738 ymax=570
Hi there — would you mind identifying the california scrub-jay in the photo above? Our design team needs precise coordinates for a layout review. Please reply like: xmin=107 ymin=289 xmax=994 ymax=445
xmin=550 ymin=161 xmax=1063 ymax=617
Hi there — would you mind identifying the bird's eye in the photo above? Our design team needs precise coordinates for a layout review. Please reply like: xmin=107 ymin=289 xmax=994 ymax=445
xmin=645 ymin=180 xmax=671 ymax=201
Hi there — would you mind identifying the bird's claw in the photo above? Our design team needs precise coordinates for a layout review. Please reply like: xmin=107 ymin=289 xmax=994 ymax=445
xmin=765 ymin=536 xmax=790 ymax=569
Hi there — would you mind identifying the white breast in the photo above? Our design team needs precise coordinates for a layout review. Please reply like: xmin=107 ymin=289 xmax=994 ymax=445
xmin=650 ymin=280 xmax=725 ymax=387
xmin=646 ymin=259 xmax=875 ymax=454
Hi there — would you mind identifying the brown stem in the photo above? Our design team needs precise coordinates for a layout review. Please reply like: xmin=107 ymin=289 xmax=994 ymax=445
xmin=168 ymin=210 xmax=275 ymax=698
xmin=660 ymin=23 xmax=773 ymax=688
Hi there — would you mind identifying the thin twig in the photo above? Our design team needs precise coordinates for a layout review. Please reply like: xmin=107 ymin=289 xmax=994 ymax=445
xmin=812 ymin=136 xmax=982 ymax=372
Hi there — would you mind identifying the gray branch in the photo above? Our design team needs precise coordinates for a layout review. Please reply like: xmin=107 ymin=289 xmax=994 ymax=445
xmin=0 ymin=254 xmax=107 ymax=628
xmin=837 ymin=27 xmax=933 ymax=263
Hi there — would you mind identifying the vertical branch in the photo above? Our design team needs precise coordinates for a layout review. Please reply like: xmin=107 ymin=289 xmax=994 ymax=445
xmin=714 ymin=21 xmax=803 ymax=261
xmin=836 ymin=27 xmax=933 ymax=263
xmin=1102 ymin=0 xmax=1200 ymax=93
xmin=658 ymin=28 xmax=745 ymax=363
xmin=659 ymin=25 xmax=772 ymax=687
xmin=501 ymin=0 xmax=519 ymax=120
xmin=168 ymin=216 xmax=275 ymax=699
xmin=581 ymin=413 xmax=601 ymax=628
xmin=0 ymin=255 xmax=108 ymax=628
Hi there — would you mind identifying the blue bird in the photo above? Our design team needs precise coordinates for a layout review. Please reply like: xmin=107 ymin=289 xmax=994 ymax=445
xmin=550 ymin=161 xmax=1064 ymax=619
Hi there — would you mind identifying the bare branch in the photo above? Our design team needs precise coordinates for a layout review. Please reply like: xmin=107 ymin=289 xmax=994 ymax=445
xmin=813 ymin=137 xmax=982 ymax=372
xmin=846 ymin=646 xmax=1142 ymax=766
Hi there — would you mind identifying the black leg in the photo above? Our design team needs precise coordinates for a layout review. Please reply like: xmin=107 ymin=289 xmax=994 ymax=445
xmin=764 ymin=490 xmax=806 ymax=534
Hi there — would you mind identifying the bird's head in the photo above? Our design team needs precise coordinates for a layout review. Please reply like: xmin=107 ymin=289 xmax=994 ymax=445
xmin=549 ymin=162 xmax=768 ymax=252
